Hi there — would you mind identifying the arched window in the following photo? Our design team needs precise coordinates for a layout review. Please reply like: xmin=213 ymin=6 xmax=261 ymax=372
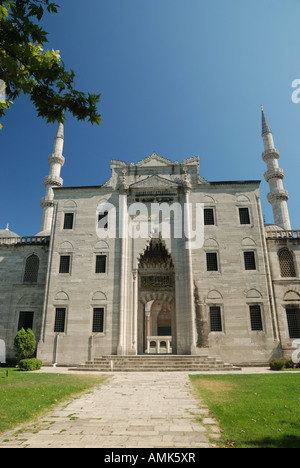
xmin=23 ymin=254 xmax=39 ymax=283
xmin=278 ymin=248 xmax=296 ymax=278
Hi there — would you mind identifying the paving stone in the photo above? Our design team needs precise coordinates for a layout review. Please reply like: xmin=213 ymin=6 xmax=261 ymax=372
xmin=0 ymin=372 xmax=217 ymax=448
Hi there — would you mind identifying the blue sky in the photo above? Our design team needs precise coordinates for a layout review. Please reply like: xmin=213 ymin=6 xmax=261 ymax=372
xmin=1 ymin=0 xmax=300 ymax=235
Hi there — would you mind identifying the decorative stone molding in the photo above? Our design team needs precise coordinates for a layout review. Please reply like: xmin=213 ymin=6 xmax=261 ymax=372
xmin=267 ymin=190 xmax=289 ymax=203
xmin=283 ymin=290 xmax=300 ymax=301
xmin=48 ymin=153 xmax=65 ymax=166
xmin=264 ymin=168 xmax=284 ymax=182
xmin=262 ymin=148 xmax=280 ymax=162
xmin=136 ymin=152 xmax=173 ymax=167
xmin=40 ymin=197 xmax=54 ymax=208
xmin=44 ymin=175 xmax=63 ymax=187
xmin=245 ymin=288 xmax=262 ymax=298
xmin=129 ymin=174 xmax=181 ymax=190
xmin=54 ymin=291 xmax=69 ymax=302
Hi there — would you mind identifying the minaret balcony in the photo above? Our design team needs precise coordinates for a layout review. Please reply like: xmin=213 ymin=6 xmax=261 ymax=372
xmin=262 ymin=148 xmax=280 ymax=162
xmin=264 ymin=168 xmax=284 ymax=182
xmin=44 ymin=175 xmax=63 ymax=187
xmin=48 ymin=153 xmax=65 ymax=166
xmin=267 ymin=189 xmax=289 ymax=203
xmin=40 ymin=197 xmax=55 ymax=208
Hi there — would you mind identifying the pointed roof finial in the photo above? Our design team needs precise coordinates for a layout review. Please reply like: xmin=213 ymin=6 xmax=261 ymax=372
xmin=261 ymin=106 xmax=272 ymax=136
xmin=5 ymin=223 xmax=9 ymax=231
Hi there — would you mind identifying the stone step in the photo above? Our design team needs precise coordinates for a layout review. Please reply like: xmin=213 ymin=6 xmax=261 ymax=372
xmin=92 ymin=356 xmax=219 ymax=362
xmin=77 ymin=363 xmax=233 ymax=369
xmin=72 ymin=355 xmax=241 ymax=372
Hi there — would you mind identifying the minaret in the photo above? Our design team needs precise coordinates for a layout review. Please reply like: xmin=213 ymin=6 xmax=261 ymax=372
xmin=261 ymin=107 xmax=291 ymax=230
xmin=39 ymin=123 xmax=65 ymax=235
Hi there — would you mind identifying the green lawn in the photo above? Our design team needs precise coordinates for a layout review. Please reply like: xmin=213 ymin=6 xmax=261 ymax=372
xmin=190 ymin=374 xmax=300 ymax=448
xmin=0 ymin=368 xmax=108 ymax=434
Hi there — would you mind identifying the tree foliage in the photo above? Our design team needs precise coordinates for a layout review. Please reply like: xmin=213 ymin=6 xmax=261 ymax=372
xmin=0 ymin=0 xmax=102 ymax=128
xmin=14 ymin=327 xmax=36 ymax=360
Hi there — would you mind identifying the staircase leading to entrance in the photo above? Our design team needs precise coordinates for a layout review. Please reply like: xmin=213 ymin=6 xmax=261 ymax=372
xmin=72 ymin=355 xmax=241 ymax=372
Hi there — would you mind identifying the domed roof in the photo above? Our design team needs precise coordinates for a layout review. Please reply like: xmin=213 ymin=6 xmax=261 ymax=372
xmin=35 ymin=229 xmax=51 ymax=237
xmin=264 ymin=224 xmax=285 ymax=232
xmin=0 ymin=225 xmax=20 ymax=238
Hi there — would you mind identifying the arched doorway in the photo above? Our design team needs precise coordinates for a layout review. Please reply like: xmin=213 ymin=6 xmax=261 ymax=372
xmin=137 ymin=237 xmax=176 ymax=354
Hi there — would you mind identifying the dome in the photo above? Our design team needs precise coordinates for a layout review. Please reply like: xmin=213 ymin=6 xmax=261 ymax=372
xmin=35 ymin=229 xmax=51 ymax=237
xmin=264 ymin=224 xmax=285 ymax=232
xmin=0 ymin=225 xmax=20 ymax=238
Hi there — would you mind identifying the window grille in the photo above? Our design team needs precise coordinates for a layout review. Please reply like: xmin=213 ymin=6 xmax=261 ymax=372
xmin=250 ymin=305 xmax=263 ymax=331
xmin=59 ymin=255 xmax=70 ymax=274
xmin=54 ymin=308 xmax=66 ymax=333
xmin=239 ymin=208 xmax=250 ymax=224
xmin=63 ymin=213 xmax=74 ymax=230
xmin=95 ymin=255 xmax=106 ymax=273
xmin=286 ymin=309 xmax=300 ymax=339
xmin=93 ymin=308 xmax=104 ymax=333
xmin=278 ymin=249 xmax=296 ymax=278
xmin=23 ymin=254 xmax=39 ymax=283
xmin=210 ymin=306 xmax=222 ymax=332
xmin=18 ymin=311 xmax=34 ymax=331
xmin=244 ymin=251 xmax=256 ymax=270
xmin=204 ymin=208 xmax=215 ymax=225
xmin=206 ymin=252 xmax=218 ymax=271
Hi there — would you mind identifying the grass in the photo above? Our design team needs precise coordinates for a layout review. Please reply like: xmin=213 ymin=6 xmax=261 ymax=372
xmin=0 ymin=368 xmax=108 ymax=434
xmin=190 ymin=374 xmax=300 ymax=448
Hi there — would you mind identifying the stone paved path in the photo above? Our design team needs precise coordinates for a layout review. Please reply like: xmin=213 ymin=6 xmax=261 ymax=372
xmin=0 ymin=372 xmax=219 ymax=448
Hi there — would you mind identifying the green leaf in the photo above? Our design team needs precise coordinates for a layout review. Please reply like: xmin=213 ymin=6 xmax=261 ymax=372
xmin=0 ymin=0 xmax=101 ymax=129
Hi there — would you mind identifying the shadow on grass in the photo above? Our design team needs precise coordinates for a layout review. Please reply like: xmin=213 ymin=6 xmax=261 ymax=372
xmin=246 ymin=434 xmax=300 ymax=449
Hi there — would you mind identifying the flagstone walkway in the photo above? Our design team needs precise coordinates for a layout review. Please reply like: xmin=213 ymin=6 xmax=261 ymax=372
xmin=0 ymin=372 xmax=219 ymax=448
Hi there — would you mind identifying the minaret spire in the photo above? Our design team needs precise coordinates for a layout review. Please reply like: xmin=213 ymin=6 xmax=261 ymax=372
xmin=261 ymin=107 xmax=291 ymax=230
xmin=261 ymin=105 xmax=272 ymax=136
xmin=39 ymin=123 xmax=65 ymax=235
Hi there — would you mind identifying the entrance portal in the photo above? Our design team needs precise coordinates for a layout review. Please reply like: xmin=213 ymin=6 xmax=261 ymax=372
xmin=138 ymin=237 xmax=176 ymax=354
xmin=144 ymin=299 xmax=173 ymax=354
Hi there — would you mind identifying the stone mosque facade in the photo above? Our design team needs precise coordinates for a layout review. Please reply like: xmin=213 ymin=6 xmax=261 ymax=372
xmin=0 ymin=109 xmax=300 ymax=367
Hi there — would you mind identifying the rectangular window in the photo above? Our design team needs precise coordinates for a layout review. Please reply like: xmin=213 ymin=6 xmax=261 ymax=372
xmin=93 ymin=308 xmax=104 ymax=333
xmin=18 ymin=311 xmax=34 ymax=331
xmin=210 ymin=306 xmax=222 ymax=332
xmin=286 ymin=309 xmax=300 ymax=339
xmin=250 ymin=305 xmax=263 ymax=331
xmin=204 ymin=208 xmax=215 ymax=225
xmin=63 ymin=213 xmax=74 ymax=230
xmin=98 ymin=211 xmax=108 ymax=229
xmin=239 ymin=208 xmax=251 ymax=225
xmin=244 ymin=251 xmax=256 ymax=270
xmin=206 ymin=252 xmax=218 ymax=271
xmin=59 ymin=255 xmax=70 ymax=274
xmin=95 ymin=255 xmax=106 ymax=274
xmin=54 ymin=308 xmax=66 ymax=333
